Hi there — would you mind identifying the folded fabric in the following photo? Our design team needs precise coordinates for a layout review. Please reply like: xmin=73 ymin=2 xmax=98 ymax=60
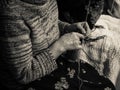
xmin=104 ymin=0 xmax=120 ymax=18
xmin=76 ymin=15 xmax=120 ymax=86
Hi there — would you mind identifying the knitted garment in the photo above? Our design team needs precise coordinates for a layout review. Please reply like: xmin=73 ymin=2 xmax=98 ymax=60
xmin=77 ymin=15 xmax=120 ymax=85
xmin=0 ymin=0 xmax=67 ymax=89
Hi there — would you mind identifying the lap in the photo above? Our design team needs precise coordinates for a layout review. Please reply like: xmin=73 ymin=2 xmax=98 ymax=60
xmin=26 ymin=56 xmax=115 ymax=90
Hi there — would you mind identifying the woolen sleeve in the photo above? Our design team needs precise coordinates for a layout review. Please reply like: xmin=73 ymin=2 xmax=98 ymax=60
xmin=58 ymin=20 xmax=71 ymax=35
xmin=0 ymin=16 xmax=57 ymax=85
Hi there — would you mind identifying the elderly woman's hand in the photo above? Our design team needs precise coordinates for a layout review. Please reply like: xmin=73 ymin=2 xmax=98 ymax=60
xmin=49 ymin=22 xmax=90 ymax=59
xmin=56 ymin=32 xmax=84 ymax=51
xmin=65 ymin=22 xmax=91 ymax=36
xmin=49 ymin=32 xmax=85 ymax=59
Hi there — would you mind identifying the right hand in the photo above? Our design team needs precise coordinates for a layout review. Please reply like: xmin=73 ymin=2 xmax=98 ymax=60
xmin=56 ymin=32 xmax=84 ymax=52
xmin=65 ymin=22 xmax=91 ymax=36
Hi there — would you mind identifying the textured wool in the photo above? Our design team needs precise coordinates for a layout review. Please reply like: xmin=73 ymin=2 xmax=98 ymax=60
xmin=77 ymin=15 xmax=120 ymax=85
xmin=0 ymin=0 xmax=68 ymax=89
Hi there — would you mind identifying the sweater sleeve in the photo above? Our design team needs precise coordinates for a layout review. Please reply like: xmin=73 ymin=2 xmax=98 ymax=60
xmin=0 ymin=15 xmax=57 ymax=85
xmin=58 ymin=20 xmax=71 ymax=35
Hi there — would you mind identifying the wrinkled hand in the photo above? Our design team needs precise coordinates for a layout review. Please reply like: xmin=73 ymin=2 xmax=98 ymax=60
xmin=65 ymin=22 xmax=91 ymax=36
xmin=56 ymin=32 xmax=84 ymax=52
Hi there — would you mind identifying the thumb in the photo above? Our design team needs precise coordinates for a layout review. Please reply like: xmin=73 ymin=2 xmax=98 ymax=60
xmin=82 ymin=22 xmax=91 ymax=35
xmin=76 ymin=33 xmax=85 ymax=39
xmin=75 ymin=23 xmax=86 ymax=35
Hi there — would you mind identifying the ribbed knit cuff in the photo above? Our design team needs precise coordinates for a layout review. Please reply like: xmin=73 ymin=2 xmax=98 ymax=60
xmin=36 ymin=49 xmax=57 ymax=76
xmin=58 ymin=20 xmax=70 ymax=35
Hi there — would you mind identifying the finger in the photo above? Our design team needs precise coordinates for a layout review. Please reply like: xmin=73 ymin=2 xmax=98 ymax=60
xmin=75 ymin=23 xmax=86 ymax=34
xmin=73 ymin=42 xmax=82 ymax=49
xmin=73 ymin=40 xmax=81 ymax=45
xmin=73 ymin=40 xmax=82 ymax=49
xmin=75 ymin=44 xmax=82 ymax=49
xmin=75 ymin=33 xmax=85 ymax=39
xmin=82 ymin=22 xmax=91 ymax=35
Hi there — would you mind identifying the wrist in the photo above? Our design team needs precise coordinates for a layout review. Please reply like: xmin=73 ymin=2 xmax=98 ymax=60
xmin=54 ymin=40 xmax=66 ymax=53
xmin=49 ymin=40 xmax=66 ymax=59
xmin=64 ymin=24 xmax=71 ymax=33
xmin=58 ymin=20 xmax=71 ymax=35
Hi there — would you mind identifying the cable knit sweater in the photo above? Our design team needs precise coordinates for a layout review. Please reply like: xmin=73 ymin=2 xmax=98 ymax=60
xmin=0 ymin=0 xmax=68 ymax=89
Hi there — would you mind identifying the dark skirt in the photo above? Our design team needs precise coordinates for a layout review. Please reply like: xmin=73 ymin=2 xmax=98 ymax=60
xmin=26 ymin=56 xmax=115 ymax=90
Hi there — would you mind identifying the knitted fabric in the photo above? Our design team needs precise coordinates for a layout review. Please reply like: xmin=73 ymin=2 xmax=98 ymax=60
xmin=77 ymin=15 xmax=120 ymax=85
xmin=0 ymin=0 xmax=66 ymax=89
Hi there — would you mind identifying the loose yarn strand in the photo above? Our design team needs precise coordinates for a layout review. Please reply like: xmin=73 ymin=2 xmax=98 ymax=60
xmin=77 ymin=0 xmax=91 ymax=90
xmin=85 ymin=0 xmax=91 ymax=22
xmin=110 ymin=0 xmax=115 ymax=12
xmin=107 ymin=0 xmax=115 ymax=16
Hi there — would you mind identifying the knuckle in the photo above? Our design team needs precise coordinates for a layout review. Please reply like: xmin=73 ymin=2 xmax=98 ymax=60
xmin=77 ymin=23 xmax=82 ymax=27
xmin=74 ymin=41 xmax=77 ymax=44
xmin=71 ymin=32 xmax=76 ymax=36
xmin=75 ymin=44 xmax=80 ymax=48
xmin=81 ymin=21 xmax=85 ymax=24
xmin=68 ymin=41 xmax=73 ymax=45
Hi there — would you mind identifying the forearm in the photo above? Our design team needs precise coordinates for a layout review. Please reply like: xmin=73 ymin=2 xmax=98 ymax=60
xmin=49 ymin=40 xmax=66 ymax=59
xmin=0 ymin=20 xmax=62 ymax=85
xmin=58 ymin=20 xmax=71 ymax=35
xmin=0 ymin=0 xmax=66 ymax=85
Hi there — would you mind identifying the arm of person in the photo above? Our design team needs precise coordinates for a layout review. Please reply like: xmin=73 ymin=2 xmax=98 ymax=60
xmin=58 ymin=20 xmax=71 ymax=35
xmin=1 ymin=14 xmax=84 ymax=86
xmin=58 ymin=20 xmax=91 ymax=36
xmin=0 ymin=17 xmax=65 ymax=85
xmin=1 ymin=16 xmax=86 ymax=85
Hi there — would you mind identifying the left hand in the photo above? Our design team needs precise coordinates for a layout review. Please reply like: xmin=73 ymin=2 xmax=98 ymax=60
xmin=65 ymin=22 xmax=91 ymax=36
